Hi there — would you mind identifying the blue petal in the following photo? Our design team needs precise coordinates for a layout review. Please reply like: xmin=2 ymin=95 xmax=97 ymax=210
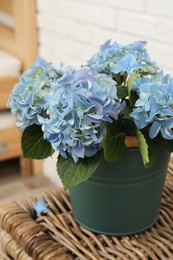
xmin=86 ymin=114 xmax=103 ymax=123
xmin=33 ymin=196 xmax=50 ymax=216
xmin=72 ymin=142 xmax=85 ymax=158
xmin=161 ymin=118 xmax=173 ymax=140
xmin=149 ymin=121 xmax=162 ymax=139
xmin=100 ymin=39 xmax=112 ymax=51
xmin=58 ymin=74 xmax=74 ymax=84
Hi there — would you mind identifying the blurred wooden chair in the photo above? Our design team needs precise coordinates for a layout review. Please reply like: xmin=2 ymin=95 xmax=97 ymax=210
xmin=0 ymin=0 xmax=41 ymax=176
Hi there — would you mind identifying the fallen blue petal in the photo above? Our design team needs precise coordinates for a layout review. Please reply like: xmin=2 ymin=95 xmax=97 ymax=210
xmin=33 ymin=196 xmax=50 ymax=216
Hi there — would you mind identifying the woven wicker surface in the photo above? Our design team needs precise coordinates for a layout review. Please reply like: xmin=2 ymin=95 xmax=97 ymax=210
xmin=0 ymin=160 xmax=173 ymax=260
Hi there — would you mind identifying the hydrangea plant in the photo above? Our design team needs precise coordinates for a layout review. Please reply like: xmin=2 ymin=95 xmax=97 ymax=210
xmin=8 ymin=40 xmax=173 ymax=189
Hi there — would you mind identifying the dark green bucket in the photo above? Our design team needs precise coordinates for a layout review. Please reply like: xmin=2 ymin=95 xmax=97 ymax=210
xmin=69 ymin=146 xmax=170 ymax=236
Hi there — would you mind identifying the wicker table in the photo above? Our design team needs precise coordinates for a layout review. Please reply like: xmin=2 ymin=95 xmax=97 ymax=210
xmin=0 ymin=163 xmax=173 ymax=260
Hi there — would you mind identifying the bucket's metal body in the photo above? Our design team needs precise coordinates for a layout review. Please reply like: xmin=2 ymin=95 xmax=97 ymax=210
xmin=70 ymin=147 xmax=170 ymax=235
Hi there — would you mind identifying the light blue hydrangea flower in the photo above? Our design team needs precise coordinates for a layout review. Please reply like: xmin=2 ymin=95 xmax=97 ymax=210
xmin=110 ymin=53 xmax=143 ymax=75
xmin=7 ymin=56 xmax=61 ymax=130
xmin=149 ymin=117 xmax=173 ymax=140
xmin=130 ymin=76 xmax=173 ymax=139
xmin=88 ymin=40 xmax=162 ymax=77
xmin=38 ymin=68 xmax=124 ymax=162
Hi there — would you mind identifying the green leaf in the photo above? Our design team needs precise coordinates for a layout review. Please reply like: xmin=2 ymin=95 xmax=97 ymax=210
xmin=57 ymin=150 xmax=103 ymax=189
xmin=117 ymin=85 xmax=128 ymax=99
xmin=113 ymin=74 xmax=122 ymax=85
xmin=127 ymin=72 xmax=136 ymax=96
xmin=21 ymin=124 xmax=54 ymax=159
xmin=145 ymin=138 xmax=156 ymax=167
xmin=129 ymin=90 xmax=139 ymax=105
xmin=136 ymin=129 xmax=149 ymax=167
xmin=123 ymin=106 xmax=133 ymax=120
xmin=141 ymin=130 xmax=157 ymax=167
xmin=103 ymin=121 xmax=126 ymax=162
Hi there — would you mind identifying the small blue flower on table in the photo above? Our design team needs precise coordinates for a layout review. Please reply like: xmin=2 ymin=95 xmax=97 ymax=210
xmin=33 ymin=196 xmax=50 ymax=216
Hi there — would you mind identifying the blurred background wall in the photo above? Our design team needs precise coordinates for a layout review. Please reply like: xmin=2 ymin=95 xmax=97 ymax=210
xmin=36 ymin=0 xmax=173 ymax=183
xmin=37 ymin=0 xmax=173 ymax=72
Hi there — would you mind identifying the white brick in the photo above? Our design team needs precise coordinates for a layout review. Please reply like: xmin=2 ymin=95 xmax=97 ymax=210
xmin=93 ymin=0 xmax=146 ymax=12
xmin=147 ymin=41 xmax=173 ymax=73
xmin=114 ymin=32 xmax=144 ymax=45
xmin=147 ymin=0 xmax=173 ymax=18
xmin=117 ymin=12 xmax=156 ymax=38
xmin=37 ymin=13 xmax=92 ymax=44
xmin=39 ymin=31 xmax=67 ymax=53
xmin=37 ymin=0 xmax=116 ymax=29
xmin=117 ymin=11 xmax=173 ymax=45
xmin=156 ymin=18 xmax=173 ymax=44
xmin=39 ymin=45 xmax=82 ymax=66
xmin=39 ymin=30 xmax=96 ymax=64
xmin=36 ymin=0 xmax=54 ymax=12
xmin=82 ymin=4 xmax=116 ymax=29
xmin=90 ymin=27 xmax=120 ymax=46
xmin=90 ymin=27 xmax=144 ymax=48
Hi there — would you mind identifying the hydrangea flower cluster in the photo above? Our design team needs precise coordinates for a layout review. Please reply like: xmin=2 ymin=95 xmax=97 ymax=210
xmin=8 ymin=59 xmax=123 ymax=162
xmin=8 ymin=40 xmax=173 ymax=167
xmin=88 ymin=40 xmax=162 ymax=77
xmin=130 ymin=75 xmax=173 ymax=139
xmin=8 ymin=56 xmax=61 ymax=130
xmin=88 ymin=40 xmax=173 ymax=142
xmin=38 ymin=68 xmax=123 ymax=162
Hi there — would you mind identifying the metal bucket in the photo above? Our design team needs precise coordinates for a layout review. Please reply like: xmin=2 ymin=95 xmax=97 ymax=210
xmin=69 ymin=146 xmax=170 ymax=235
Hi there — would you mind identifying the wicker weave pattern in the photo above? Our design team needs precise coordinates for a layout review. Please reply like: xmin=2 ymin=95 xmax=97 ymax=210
xmin=0 ymin=160 xmax=173 ymax=260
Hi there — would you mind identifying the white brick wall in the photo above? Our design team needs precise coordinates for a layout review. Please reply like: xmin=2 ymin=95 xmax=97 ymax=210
xmin=37 ymin=0 xmax=173 ymax=72
xmin=36 ymin=0 xmax=173 ymax=183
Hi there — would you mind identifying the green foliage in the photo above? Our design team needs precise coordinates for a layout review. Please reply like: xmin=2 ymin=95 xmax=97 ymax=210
xmin=103 ymin=120 xmax=126 ymax=162
xmin=145 ymin=137 xmax=156 ymax=168
xmin=136 ymin=127 xmax=157 ymax=169
xmin=57 ymin=150 xmax=103 ymax=189
xmin=123 ymin=106 xmax=133 ymax=120
xmin=136 ymin=129 xmax=149 ymax=167
xmin=113 ymin=73 xmax=122 ymax=85
xmin=129 ymin=90 xmax=139 ymax=105
xmin=21 ymin=124 xmax=54 ymax=159
xmin=127 ymin=72 xmax=137 ymax=96
xmin=117 ymin=85 xmax=128 ymax=99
